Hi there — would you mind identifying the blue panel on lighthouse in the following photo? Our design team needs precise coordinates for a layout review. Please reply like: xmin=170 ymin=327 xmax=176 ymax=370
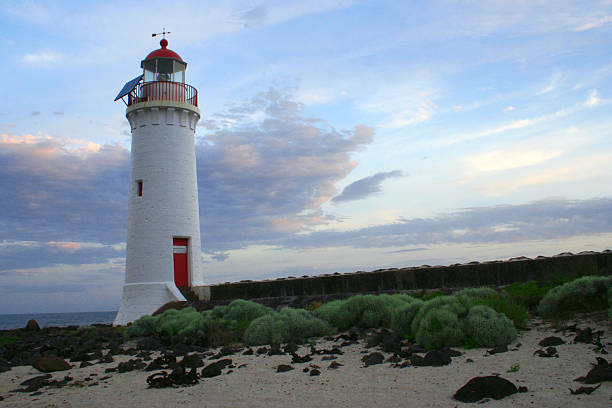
xmin=114 ymin=75 xmax=143 ymax=101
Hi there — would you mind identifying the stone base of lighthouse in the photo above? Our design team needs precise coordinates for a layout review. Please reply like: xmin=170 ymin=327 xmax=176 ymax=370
xmin=114 ymin=282 xmax=186 ymax=326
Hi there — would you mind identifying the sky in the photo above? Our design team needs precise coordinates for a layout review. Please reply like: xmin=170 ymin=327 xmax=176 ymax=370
xmin=1 ymin=0 xmax=611 ymax=314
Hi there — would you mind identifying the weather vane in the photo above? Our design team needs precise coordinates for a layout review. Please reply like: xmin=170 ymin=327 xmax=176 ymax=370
xmin=152 ymin=28 xmax=171 ymax=39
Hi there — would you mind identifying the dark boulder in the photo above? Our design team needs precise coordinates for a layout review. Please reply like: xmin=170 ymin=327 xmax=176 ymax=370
xmin=276 ymin=364 xmax=294 ymax=373
xmin=181 ymin=354 xmax=204 ymax=369
xmin=24 ymin=319 xmax=41 ymax=331
xmin=137 ymin=337 xmax=163 ymax=351
xmin=583 ymin=357 xmax=612 ymax=384
xmin=534 ymin=347 xmax=558 ymax=358
xmin=328 ymin=361 xmax=343 ymax=369
xmin=291 ymin=353 xmax=312 ymax=364
xmin=538 ymin=337 xmax=565 ymax=347
xmin=310 ymin=368 xmax=321 ymax=376
xmin=32 ymin=356 xmax=71 ymax=373
xmin=116 ymin=359 xmax=146 ymax=373
xmin=201 ymin=359 xmax=232 ymax=378
xmin=454 ymin=376 xmax=519 ymax=403
xmin=361 ymin=352 xmax=384 ymax=367
xmin=487 ymin=345 xmax=508 ymax=355
xmin=570 ymin=384 xmax=601 ymax=395
xmin=411 ymin=350 xmax=452 ymax=367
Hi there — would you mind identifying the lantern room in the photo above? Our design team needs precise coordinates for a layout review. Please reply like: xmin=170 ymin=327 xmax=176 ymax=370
xmin=141 ymin=39 xmax=187 ymax=83
xmin=114 ymin=38 xmax=198 ymax=107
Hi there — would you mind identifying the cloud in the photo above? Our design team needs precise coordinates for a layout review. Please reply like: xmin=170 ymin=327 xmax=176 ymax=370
xmin=277 ymin=197 xmax=612 ymax=250
xmin=0 ymin=88 xmax=373 ymax=259
xmin=537 ymin=72 xmax=563 ymax=95
xmin=573 ymin=15 xmax=612 ymax=31
xmin=464 ymin=148 xmax=562 ymax=173
xmin=198 ymin=88 xmax=374 ymax=252
xmin=584 ymin=89 xmax=605 ymax=107
xmin=332 ymin=170 xmax=404 ymax=203
xmin=0 ymin=133 xmax=129 ymax=244
xmin=504 ymin=106 xmax=516 ymax=112
xmin=22 ymin=50 xmax=64 ymax=65
xmin=0 ymin=240 xmax=123 ymax=272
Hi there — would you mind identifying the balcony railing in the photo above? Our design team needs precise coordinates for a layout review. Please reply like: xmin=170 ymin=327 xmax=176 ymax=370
xmin=128 ymin=81 xmax=198 ymax=107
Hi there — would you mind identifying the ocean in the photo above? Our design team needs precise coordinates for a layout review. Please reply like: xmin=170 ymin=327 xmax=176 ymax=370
xmin=0 ymin=311 xmax=118 ymax=331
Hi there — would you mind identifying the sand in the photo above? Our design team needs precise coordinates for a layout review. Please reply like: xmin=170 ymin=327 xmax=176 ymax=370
xmin=1 ymin=317 xmax=611 ymax=407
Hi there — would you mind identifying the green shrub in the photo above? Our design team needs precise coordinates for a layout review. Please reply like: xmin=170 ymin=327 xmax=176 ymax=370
xmin=390 ymin=299 xmax=424 ymax=338
xmin=455 ymin=287 xmax=497 ymax=299
xmin=315 ymin=294 xmax=415 ymax=330
xmin=155 ymin=307 xmax=206 ymax=338
xmin=244 ymin=307 xmax=335 ymax=345
xmin=537 ymin=275 xmax=612 ymax=318
xmin=503 ymin=281 xmax=553 ymax=311
xmin=125 ymin=314 xmax=157 ymax=338
xmin=411 ymin=296 xmax=469 ymax=335
xmin=464 ymin=305 xmax=517 ymax=347
xmin=222 ymin=299 xmax=274 ymax=322
xmin=468 ymin=295 xmax=528 ymax=329
xmin=415 ymin=307 xmax=465 ymax=349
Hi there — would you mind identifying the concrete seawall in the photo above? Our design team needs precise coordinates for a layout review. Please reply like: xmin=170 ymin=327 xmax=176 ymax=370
xmin=195 ymin=250 xmax=612 ymax=303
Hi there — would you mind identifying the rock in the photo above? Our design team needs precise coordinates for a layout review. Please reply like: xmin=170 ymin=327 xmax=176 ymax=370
xmin=411 ymin=350 xmax=452 ymax=367
xmin=570 ymin=384 xmax=601 ymax=395
xmin=117 ymin=359 xmax=146 ymax=373
xmin=439 ymin=347 xmax=462 ymax=357
xmin=487 ymin=345 xmax=508 ymax=355
xmin=534 ymin=347 xmax=558 ymax=358
xmin=32 ymin=356 xmax=71 ymax=373
xmin=454 ymin=376 xmax=519 ymax=403
xmin=321 ymin=355 xmax=337 ymax=361
xmin=137 ymin=337 xmax=163 ymax=351
xmin=382 ymin=335 xmax=402 ymax=354
xmin=181 ymin=354 xmax=204 ymax=369
xmin=291 ymin=353 xmax=312 ymax=364
xmin=583 ymin=357 xmax=612 ymax=384
xmin=361 ymin=352 xmax=384 ymax=367
xmin=267 ymin=344 xmax=284 ymax=356
xmin=284 ymin=343 xmax=299 ymax=353
xmin=146 ymin=371 xmax=174 ymax=388
xmin=168 ymin=366 xmax=198 ymax=386
xmin=574 ymin=327 xmax=603 ymax=345
xmin=276 ymin=364 xmax=294 ymax=373
xmin=79 ymin=361 xmax=94 ymax=368
xmin=242 ymin=348 xmax=254 ymax=355
xmin=538 ymin=337 xmax=565 ymax=347
xmin=201 ymin=359 xmax=232 ymax=378
xmin=256 ymin=347 xmax=268 ymax=355
xmin=310 ymin=368 xmax=321 ymax=376
xmin=25 ymin=319 xmax=41 ymax=331
xmin=328 ymin=361 xmax=343 ymax=369
xmin=172 ymin=343 xmax=191 ymax=356
xmin=385 ymin=354 xmax=402 ymax=363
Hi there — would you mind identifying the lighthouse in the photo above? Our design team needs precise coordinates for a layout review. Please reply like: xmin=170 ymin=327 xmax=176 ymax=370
xmin=113 ymin=36 xmax=203 ymax=325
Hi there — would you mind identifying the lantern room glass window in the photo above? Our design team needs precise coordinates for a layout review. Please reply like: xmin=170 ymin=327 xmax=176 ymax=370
xmin=142 ymin=59 xmax=186 ymax=83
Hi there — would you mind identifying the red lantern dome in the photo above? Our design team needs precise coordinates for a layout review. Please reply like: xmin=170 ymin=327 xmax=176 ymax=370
xmin=144 ymin=39 xmax=183 ymax=62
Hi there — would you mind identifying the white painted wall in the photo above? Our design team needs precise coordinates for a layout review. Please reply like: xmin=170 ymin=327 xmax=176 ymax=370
xmin=114 ymin=100 xmax=203 ymax=326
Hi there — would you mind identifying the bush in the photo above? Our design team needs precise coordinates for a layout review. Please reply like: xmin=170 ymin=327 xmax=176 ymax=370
xmin=415 ymin=307 xmax=465 ymax=349
xmin=537 ymin=275 xmax=612 ymax=318
xmin=464 ymin=305 xmax=517 ymax=347
xmin=390 ymin=299 xmax=424 ymax=338
xmin=411 ymin=296 xmax=469 ymax=336
xmin=125 ymin=307 xmax=207 ymax=342
xmin=222 ymin=299 xmax=274 ymax=322
xmin=455 ymin=287 xmax=497 ymax=299
xmin=315 ymin=294 xmax=415 ymax=330
xmin=125 ymin=314 xmax=157 ymax=338
xmin=244 ymin=308 xmax=335 ymax=345
xmin=503 ymin=281 xmax=553 ymax=311
xmin=467 ymin=295 xmax=528 ymax=330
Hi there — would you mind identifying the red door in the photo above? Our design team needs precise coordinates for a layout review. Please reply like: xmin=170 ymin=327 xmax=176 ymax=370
xmin=173 ymin=238 xmax=188 ymax=287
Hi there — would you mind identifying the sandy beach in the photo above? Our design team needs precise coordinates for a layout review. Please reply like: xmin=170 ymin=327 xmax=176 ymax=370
xmin=1 ymin=317 xmax=610 ymax=407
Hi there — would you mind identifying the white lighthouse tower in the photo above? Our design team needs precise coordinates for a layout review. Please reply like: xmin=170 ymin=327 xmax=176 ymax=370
xmin=113 ymin=36 xmax=204 ymax=325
